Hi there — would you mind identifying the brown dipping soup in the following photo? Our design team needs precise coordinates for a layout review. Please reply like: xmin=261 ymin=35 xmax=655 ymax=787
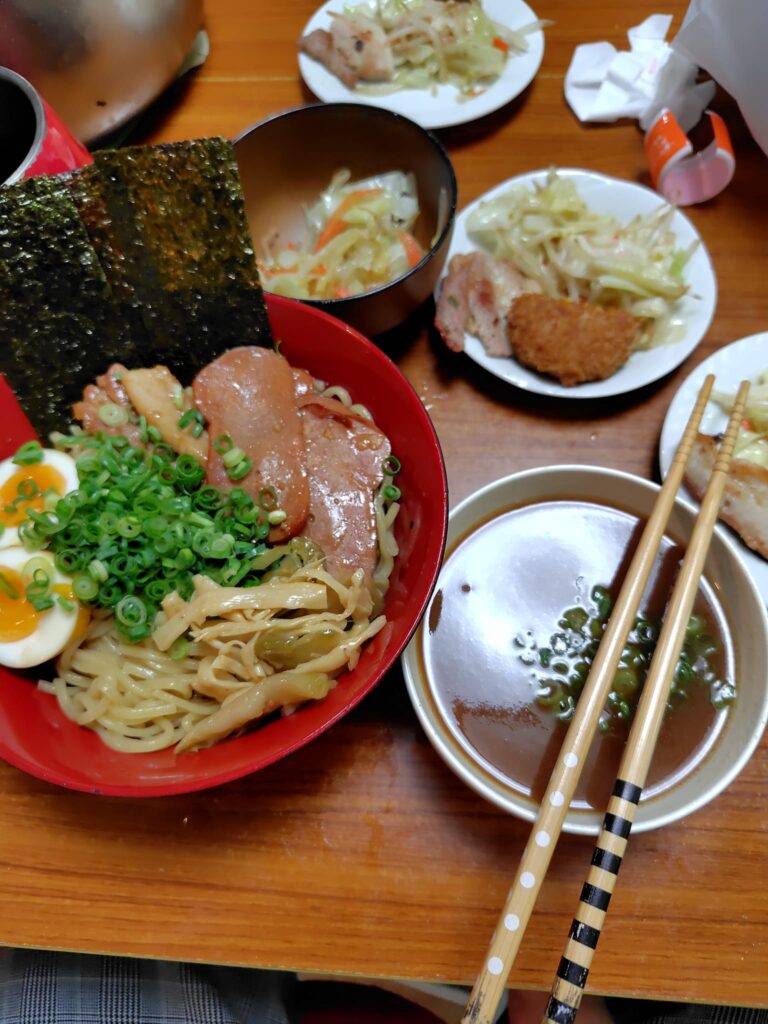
xmin=421 ymin=499 xmax=734 ymax=811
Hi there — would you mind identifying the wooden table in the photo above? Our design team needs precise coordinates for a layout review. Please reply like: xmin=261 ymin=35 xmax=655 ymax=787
xmin=2 ymin=0 xmax=767 ymax=1009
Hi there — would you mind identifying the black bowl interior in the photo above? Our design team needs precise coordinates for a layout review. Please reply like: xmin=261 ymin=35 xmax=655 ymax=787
xmin=234 ymin=102 xmax=455 ymax=267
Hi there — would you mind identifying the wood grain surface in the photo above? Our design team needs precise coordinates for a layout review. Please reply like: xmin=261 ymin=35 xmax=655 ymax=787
xmin=1 ymin=0 xmax=767 ymax=1007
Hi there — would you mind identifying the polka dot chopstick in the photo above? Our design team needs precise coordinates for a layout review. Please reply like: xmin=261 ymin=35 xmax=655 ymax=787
xmin=461 ymin=374 xmax=749 ymax=1024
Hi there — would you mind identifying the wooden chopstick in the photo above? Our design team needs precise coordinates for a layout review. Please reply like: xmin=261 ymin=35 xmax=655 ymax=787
xmin=542 ymin=377 xmax=751 ymax=1024
xmin=461 ymin=373 xmax=722 ymax=1024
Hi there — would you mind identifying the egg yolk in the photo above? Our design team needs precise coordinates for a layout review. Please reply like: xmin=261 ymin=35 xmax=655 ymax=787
xmin=53 ymin=584 xmax=90 ymax=643
xmin=0 ymin=568 xmax=39 ymax=642
xmin=0 ymin=464 xmax=67 ymax=528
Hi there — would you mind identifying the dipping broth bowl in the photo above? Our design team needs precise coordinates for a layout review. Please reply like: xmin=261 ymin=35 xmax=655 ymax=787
xmin=233 ymin=102 xmax=457 ymax=338
xmin=402 ymin=465 xmax=768 ymax=835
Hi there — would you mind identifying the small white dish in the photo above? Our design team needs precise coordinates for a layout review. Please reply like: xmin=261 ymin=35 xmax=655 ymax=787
xmin=401 ymin=465 xmax=768 ymax=835
xmin=659 ymin=332 xmax=768 ymax=603
xmin=297 ymin=0 xmax=545 ymax=130
xmin=436 ymin=168 xmax=717 ymax=399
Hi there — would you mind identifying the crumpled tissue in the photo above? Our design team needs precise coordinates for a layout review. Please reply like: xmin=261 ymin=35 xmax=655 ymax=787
xmin=564 ymin=14 xmax=715 ymax=133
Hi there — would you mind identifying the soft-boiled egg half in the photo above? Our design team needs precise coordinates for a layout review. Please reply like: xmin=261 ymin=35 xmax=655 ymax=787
xmin=0 ymin=448 xmax=79 ymax=549
xmin=0 ymin=547 xmax=88 ymax=668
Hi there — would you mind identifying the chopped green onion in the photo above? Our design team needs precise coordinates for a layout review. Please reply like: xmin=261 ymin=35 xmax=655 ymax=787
xmin=258 ymin=487 xmax=278 ymax=511
xmin=12 ymin=441 xmax=44 ymax=466
xmin=98 ymin=402 xmax=130 ymax=427
xmin=382 ymin=455 xmax=401 ymax=476
xmin=214 ymin=434 xmax=233 ymax=454
xmin=116 ymin=595 xmax=147 ymax=627
xmin=222 ymin=447 xmax=246 ymax=469
xmin=87 ymin=559 xmax=109 ymax=582
xmin=267 ymin=510 xmax=287 ymax=526
xmin=11 ymin=429 xmax=294 ymax=641
xmin=383 ymin=484 xmax=401 ymax=502
xmin=17 ymin=479 xmax=39 ymax=500
xmin=227 ymin=457 xmax=252 ymax=481
xmin=177 ymin=408 xmax=206 ymax=438
xmin=56 ymin=594 xmax=76 ymax=613
xmin=169 ymin=636 xmax=190 ymax=661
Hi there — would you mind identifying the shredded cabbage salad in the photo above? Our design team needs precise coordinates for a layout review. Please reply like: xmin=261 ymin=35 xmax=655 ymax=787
xmin=711 ymin=372 xmax=768 ymax=466
xmin=346 ymin=0 xmax=543 ymax=97
xmin=258 ymin=169 xmax=425 ymax=301
xmin=466 ymin=169 xmax=697 ymax=348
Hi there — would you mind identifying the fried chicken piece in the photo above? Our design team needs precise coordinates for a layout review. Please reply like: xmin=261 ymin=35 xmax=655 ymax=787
xmin=506 ymin=294 xmax=640 ymax=386
xmin=684 ymin=434 xmax=768 ymax=559
xmin=435 ymin=251 xmax=540 ymax=355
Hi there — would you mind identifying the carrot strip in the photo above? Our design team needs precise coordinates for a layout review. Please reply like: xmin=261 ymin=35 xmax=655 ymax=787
xmin=313 ymin=188 xmax=383 ymax=252
xmin=492 ymin=35 xmax=509 ymax=52
xmin=400 ymin=230 xmax=424 ymax=268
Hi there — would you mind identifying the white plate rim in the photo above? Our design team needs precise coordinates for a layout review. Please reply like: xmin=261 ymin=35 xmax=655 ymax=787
xmin=435 ymin=167 xmax=717 ymax=400
xmin=659 ymin=332 xmax=768 ymax=604
xmin=297 ymin=0 xmax=546 ymax=130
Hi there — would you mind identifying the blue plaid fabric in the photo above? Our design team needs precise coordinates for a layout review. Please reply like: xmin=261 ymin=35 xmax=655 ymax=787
xmin=0 ymin=950 xmax=293 ymax=1024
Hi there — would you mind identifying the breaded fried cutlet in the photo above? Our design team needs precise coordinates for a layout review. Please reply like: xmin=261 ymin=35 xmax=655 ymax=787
xmin=506 ymin=293 xmax=640 ymax=386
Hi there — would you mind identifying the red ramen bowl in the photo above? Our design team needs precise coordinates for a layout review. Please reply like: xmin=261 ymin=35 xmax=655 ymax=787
xmin=0 ymin=294 xmax=448 ymax=796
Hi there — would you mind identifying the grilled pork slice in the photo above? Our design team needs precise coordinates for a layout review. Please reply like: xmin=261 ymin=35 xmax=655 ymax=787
xmin=298 ymin=395 xmax=391 ymax=582
xmin=193 ymin=347 xmax=310 ymax=543
xmin=434 ymin=251 xmax=541 ymax=356
xmin=299 ymin=13 xmax=394 ymax=88
xmin=506 ymin=293 xmax=639 ymax=386
xmin=684 ymin=434 xmax=768 ymax=559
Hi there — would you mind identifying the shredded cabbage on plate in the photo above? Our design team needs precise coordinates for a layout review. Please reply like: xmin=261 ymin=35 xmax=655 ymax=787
xmin=466 ymin=169 xmax=697 ymax=348
xmin=346 ymin=0 xmax=545 ymax=97
xmin=712 ymin=371 xmax=768 ymax=466
xmin=258 ymin=169 xmax=424 ymax=300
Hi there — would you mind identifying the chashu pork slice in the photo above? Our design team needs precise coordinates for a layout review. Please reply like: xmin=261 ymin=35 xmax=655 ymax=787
xmin=193 ymin=347 xmax=310 ymax=543
xmin=684 ymin=433 xmax=768 ymax=559
xmin=298 ymin=394 xmax=391 ymax=582
xmin=434 ymin=251 xmax=541 ymax=356
xmin=299 ymin=13 xmax=394 ymax=88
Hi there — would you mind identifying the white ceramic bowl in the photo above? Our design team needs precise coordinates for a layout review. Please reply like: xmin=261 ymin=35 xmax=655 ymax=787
xmin=402 ymin=465 xmax=768 ymax=835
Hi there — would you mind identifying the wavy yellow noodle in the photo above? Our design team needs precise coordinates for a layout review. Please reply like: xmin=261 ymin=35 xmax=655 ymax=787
xmin=42 ymin=563 xmax=386 ymax=754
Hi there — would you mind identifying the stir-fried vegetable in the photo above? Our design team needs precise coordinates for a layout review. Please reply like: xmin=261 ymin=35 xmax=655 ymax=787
xmin=466 ymin=169 xmax=696 ymax=348
xmin=710 ymin=371 xmax=768 ymax=467
xmin=258 ymin=169 xmax=424 ymax=300
xmin=350 ymin=0 xmax=543 ymax=96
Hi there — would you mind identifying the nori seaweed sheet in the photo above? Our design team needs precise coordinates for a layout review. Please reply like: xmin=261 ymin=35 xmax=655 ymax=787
xmin=62 ymin=164 xmax=151 ymax=350
xmin=0 ymin=138 xmax=271 ymax=436
xmin=0 ymin=175 xmax=131 ymax=437
xmin=89 ymin=137 xmax=271 ymax=380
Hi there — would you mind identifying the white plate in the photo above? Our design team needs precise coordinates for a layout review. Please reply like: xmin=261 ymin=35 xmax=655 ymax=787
xmin=436 ymin=168 xmax=717 ymax=400
xmin=297 ymin=0 xmax=545 ymax=130
xmin=659 ymin=333 xmax=768 ymax=603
